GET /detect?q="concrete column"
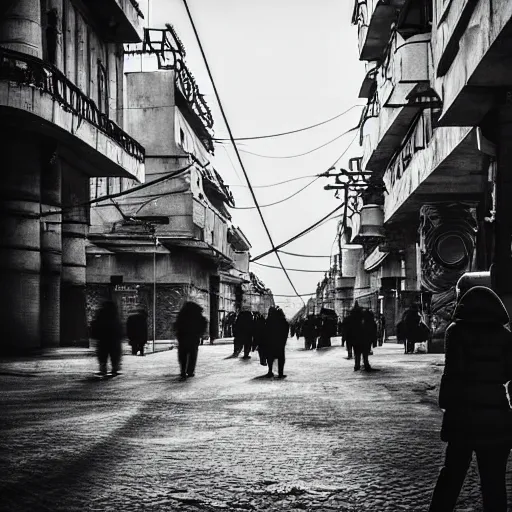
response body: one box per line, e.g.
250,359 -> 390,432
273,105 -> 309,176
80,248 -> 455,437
492,100 -> 512,297
403,243 -> 420,291
47,0 -> 64,69
40,145 -> 62,348
61,162 -> 88,347
0,0 -> 42,58
0,131 -> 41,352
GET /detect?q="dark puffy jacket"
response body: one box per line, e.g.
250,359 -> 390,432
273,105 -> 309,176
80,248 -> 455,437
264,308 -> 289,356
174,302 -> 207,347
126,311 -> 148,344
439,286 -> 512,445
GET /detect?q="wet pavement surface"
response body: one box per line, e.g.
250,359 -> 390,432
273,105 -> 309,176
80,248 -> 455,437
1,338 -> 511,511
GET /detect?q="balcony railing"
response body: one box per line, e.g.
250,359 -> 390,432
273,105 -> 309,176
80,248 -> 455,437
0,47 -> 145,162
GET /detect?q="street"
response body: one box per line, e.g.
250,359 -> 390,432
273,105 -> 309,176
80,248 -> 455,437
0,339 -> 507,512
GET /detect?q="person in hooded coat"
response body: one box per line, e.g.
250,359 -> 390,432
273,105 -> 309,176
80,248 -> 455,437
428,286 -> 512,512
90,300 -> 123,376
126,306 -> 148,356
264,306 -> 289,378
402,303 -> 423,354
233,310 -> 254,359
343,303 -> 367,368
174,302 -> 207,379
302,314 -> 318,350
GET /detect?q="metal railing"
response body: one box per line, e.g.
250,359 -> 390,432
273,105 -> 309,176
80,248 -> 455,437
0,47 -> 145,162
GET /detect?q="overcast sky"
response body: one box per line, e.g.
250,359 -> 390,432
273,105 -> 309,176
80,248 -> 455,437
134,0 -> 365,317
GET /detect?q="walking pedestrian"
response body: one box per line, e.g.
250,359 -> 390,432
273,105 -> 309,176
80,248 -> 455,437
264,306 -> 289,378
428,286 -> 512,512
174,301 -> 207,380
377,313 -> 386,346
317,312 -> 336,348
363,309 -> 377,355
344,303 -> 372,371
233,310 -> 253,359
252,312 -> 267,366
90,300 -> 123,377
126,306 -> 148,356
402,304 -> 422,354
302,314 -> 318,350
342,303 -> 361,361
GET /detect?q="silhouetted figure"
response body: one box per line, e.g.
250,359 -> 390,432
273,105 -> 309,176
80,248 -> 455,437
402,304 -> 423,354
90,300 -> 123,376
126,306 -> 148,356
264,306 -> 289,378
233,310 -> 253,359
429,286 -> 512,512
295,318 -> 303,340
174,302 -> 207,379
302,315 -> 318,350
317,314 -> 336,348
377,313 -> 386,346
362,309 -> 377,362
252,312 -> 267,366
344,303 -> 371,370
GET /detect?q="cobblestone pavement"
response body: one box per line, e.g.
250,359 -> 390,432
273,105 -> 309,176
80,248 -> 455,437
1,338 -> 511,512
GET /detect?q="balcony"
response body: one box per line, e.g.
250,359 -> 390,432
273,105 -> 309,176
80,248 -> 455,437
0,47 -> 144,180
359,61 -> 379,99
352,0 -> 408,61
383,124 -> 487,224
89,166 -> 235,264
433,0 -> 512,125
86,0 -> 144,43
360,31 -> 432,172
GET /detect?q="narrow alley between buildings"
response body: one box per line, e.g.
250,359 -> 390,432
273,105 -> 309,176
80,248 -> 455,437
0,340 -> 504,512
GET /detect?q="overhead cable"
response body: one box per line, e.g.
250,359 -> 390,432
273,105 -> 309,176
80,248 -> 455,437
182,0 -> 304,305
277,250 -> 332,258
222,125 -> 358,159
212,104 -> 364,141
250,204 -> 344,262
252,261 -> 328,273
232,176 -> 320,210
41,164 -> 194,218
228,174 -> 318,188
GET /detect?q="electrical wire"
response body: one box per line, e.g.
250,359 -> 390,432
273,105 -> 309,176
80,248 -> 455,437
252,261 -> 328,273
277,250 -> 332,258
41,164 -> 194,218
228,174 -> 318,188
272,292 -> 317,297
182,0 -> 305,305
212,104 -> 365,141
221,125 -> 358,159
250,204 -> 345,262
232,176 -> 320,210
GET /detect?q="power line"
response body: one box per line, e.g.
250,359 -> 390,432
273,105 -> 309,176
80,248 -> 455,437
228,174 -> 318,188
278,250 -> 332,258
252,261 -> 328,273
221,125 -> 358,159
232,176 -> 320,210
272,292 -> 317,297
250,204 -> 345,262
212,104 -> 364,141
41,164 -> 193,217
182,0 -> 304,305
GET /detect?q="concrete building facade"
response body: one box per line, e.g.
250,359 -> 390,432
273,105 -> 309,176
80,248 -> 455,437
86,26 -> 262,341
316,0 -> 512,348
0,0 -> 145,352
